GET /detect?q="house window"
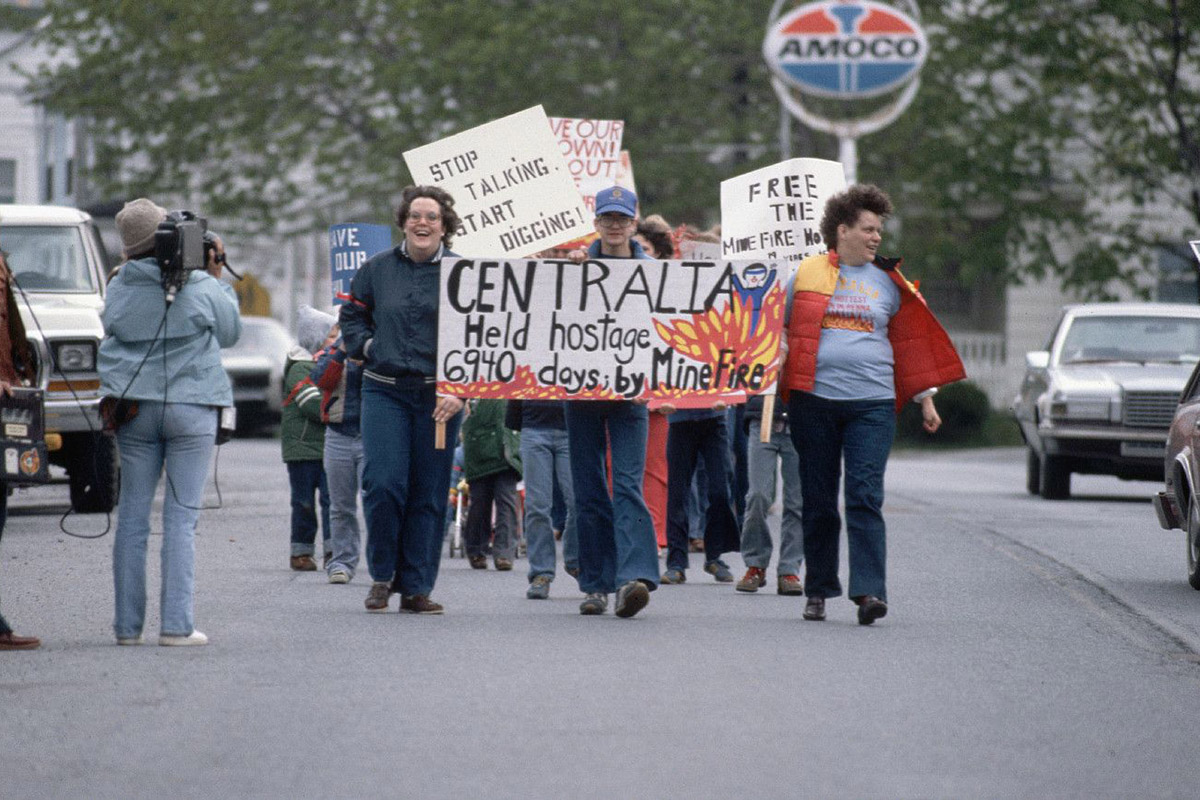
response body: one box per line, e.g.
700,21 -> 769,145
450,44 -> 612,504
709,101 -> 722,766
0,159 -> 15,203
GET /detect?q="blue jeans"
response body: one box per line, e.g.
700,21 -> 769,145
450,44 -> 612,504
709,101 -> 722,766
361,377 -> 461,596
665,417 -> 740,572
741,424 -> 804,575
113,402 -> 215,639
521,426 -> 577,581
324,427 -> 364,577
788,392 -> 894,602
288,460 -> 331,557
565,401 -> 659,594
726,404 -> 748,527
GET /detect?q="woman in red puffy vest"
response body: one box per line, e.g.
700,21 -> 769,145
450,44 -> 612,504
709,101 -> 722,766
779,184 -> 965,626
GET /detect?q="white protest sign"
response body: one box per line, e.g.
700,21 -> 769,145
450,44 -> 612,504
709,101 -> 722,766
679,239 -> 722,261
720,158 -> 846,265
436,257 -> 786,408
403,106 -> 592,257
548,117 -> 624,215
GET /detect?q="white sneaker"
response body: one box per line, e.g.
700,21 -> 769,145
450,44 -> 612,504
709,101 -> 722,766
116,634 -> 144,646
328,568 -> 350,584
159,630 -> 208,647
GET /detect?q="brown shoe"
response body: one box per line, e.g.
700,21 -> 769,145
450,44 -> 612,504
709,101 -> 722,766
364,582 -> 392,612
494,557 -> 514,571
468,554 -> 488,570
400,594 -> 444,615
777,574 -> 804,596
688,538 -> 705,553
856,595 -> 888,626
736,566 -> 767,593
290,554 -> 317,572
0,631 -> 40,650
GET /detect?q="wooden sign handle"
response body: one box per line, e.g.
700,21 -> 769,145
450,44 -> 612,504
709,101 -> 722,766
759,395 -> 775,443
435,421 -> 446,450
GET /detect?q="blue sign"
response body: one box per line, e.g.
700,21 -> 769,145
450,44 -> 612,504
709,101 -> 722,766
329,223 -> 391,306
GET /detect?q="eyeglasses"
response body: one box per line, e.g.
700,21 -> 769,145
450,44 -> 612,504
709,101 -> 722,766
596,214 -> 634,228
406,212 -> 442,224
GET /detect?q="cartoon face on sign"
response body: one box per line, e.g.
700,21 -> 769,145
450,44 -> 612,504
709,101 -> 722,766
732,263 -> 778,330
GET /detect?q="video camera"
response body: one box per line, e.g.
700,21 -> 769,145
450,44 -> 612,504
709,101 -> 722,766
154,210 -> 218,303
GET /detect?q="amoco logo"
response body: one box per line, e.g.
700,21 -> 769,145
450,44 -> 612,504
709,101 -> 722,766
763,0 -> 928,99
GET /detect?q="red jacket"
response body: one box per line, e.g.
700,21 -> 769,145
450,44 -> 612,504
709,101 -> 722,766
781,251 -> 966,411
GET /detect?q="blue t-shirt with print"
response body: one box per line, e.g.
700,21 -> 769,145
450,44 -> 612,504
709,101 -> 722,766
811,262 -> 900,401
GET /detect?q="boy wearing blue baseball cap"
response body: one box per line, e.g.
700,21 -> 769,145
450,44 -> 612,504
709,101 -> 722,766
564,186 -> 660,618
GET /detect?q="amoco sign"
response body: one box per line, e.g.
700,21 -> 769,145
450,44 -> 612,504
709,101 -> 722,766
763,0 -> 928,100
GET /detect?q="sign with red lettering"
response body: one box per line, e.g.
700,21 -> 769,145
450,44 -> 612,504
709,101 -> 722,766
437,257 -> 785,408
548,117 -> 625,215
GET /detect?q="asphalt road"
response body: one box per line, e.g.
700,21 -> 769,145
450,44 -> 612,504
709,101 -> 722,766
2,441 -> 1199,799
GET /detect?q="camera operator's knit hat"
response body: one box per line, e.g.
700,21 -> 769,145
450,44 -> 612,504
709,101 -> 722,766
115,198 -> 167,256
296,304 -> 337,353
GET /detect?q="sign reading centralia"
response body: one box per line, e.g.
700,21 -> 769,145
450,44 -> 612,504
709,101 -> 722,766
763,0 -> 927,99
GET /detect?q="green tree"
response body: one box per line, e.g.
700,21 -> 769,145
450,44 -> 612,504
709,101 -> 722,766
23,1 -> 1200,298
24,0 -> 785,232
868,0 -> 1200,299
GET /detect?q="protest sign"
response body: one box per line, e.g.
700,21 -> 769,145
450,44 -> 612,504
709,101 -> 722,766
403,105 -> 592,257
548,117 -> 624,216
679,239 -> 722,261
329,223 -> 391,305
437,257 -> 785,408
720,158 -> 846,266
1190,240 -> 1200,265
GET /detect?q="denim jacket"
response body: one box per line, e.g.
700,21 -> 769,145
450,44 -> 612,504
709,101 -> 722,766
99,257 -> 241,406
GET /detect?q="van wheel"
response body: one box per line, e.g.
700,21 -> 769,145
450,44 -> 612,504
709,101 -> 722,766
1039,454 -> 1070,500
66,432 -> 120,513
1026,448 -> 1041,495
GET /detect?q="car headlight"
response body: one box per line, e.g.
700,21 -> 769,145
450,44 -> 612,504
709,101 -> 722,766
1047,394 -> 1112,422
53,341 -> 97,372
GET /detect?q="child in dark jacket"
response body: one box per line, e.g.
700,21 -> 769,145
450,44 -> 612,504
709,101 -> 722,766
461,399 -> 522,571
282,306 -> 336,571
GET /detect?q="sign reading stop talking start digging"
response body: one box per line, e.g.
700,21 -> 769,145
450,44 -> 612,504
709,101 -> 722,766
403,106 -> 593,258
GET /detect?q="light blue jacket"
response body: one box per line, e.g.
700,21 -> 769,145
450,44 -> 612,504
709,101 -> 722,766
99,257 -> 241,406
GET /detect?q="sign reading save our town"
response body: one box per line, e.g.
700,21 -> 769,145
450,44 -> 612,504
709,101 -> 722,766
403,106 -> 592,258
436,258 -> 786,408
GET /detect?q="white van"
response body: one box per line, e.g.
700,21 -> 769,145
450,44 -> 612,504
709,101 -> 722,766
0,204 -> 117,512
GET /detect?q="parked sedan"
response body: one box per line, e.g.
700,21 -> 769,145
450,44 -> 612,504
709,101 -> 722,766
1153,359 -> 1200,590
221,315 -> 293,432
1013,303 -> 1200,500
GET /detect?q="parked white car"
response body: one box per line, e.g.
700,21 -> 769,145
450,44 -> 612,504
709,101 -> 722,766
220,315 -> 292,432
1012,303 -> 1200,500
0,204 -> 117,511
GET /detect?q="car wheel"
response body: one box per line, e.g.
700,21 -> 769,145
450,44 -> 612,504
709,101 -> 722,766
1188,494 -> 1200,591
66,432 -> 120,513
1026,447 -> 1041,495
1039,454 -> 1070,500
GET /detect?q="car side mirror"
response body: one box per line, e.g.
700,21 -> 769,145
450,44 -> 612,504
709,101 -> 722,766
1026,351 -> 1050,370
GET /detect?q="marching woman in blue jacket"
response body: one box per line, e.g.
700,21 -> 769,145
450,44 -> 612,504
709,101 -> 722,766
99,199 -> 241,647
339,186 -> 465,615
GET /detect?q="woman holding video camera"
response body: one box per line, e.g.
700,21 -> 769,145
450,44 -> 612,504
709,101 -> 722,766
99,198 -> 241,647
